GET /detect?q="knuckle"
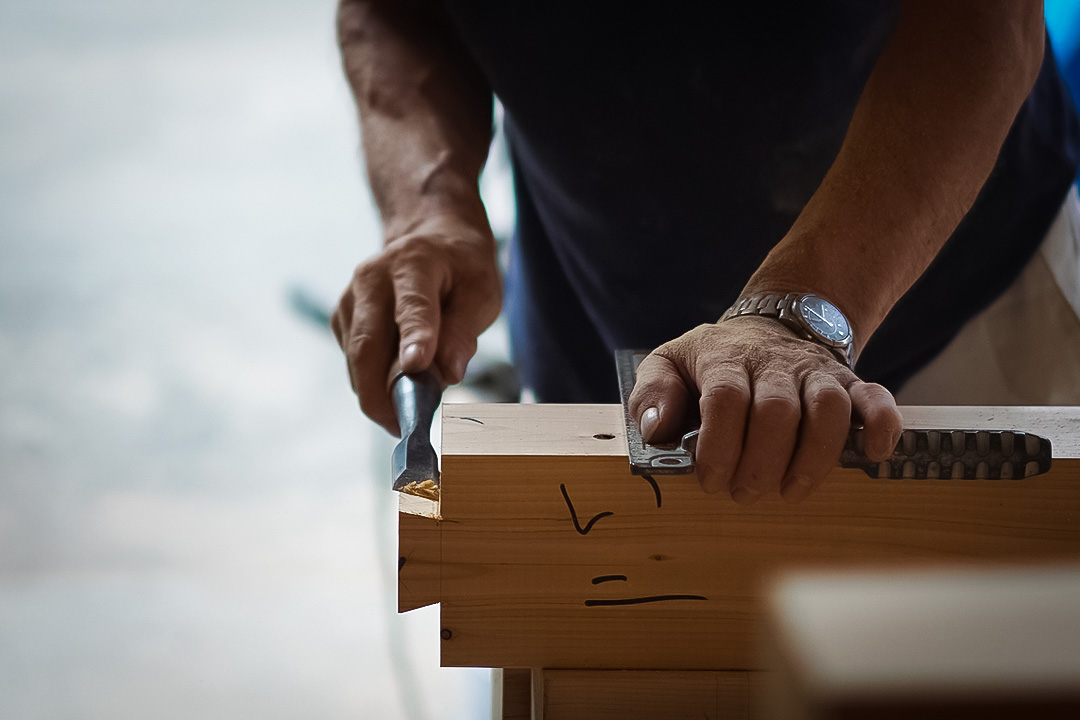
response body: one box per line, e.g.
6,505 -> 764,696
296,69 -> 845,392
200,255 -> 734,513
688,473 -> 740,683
387,235 -> 450,274
858,387 -> 901,421
633,353 -> 681,385
755,393 -> 800,421
394,288 -> 437,317
345,330 -> 387,363
859,382 -> 891,400
807,383 -> 850,417
352,258 -> 384,286
700,379 -> 748,407
345,333 -> 368,360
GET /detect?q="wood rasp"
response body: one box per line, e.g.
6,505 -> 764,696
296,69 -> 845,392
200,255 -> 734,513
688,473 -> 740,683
390,368 -> 442,500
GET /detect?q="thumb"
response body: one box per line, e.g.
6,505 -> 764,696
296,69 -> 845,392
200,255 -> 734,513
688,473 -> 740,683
628,352 -> 691,443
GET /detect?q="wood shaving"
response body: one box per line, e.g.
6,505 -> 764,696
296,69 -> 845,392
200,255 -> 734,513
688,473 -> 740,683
400,479 -> 440,501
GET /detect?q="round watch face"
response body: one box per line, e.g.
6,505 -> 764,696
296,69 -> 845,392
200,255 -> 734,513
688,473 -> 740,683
798,295 -> 851,344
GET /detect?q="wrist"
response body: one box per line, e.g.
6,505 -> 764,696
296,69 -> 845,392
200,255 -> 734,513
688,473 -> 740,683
721,291 -> 857,367
382,195 -> 493,247
739,239 -> 887,351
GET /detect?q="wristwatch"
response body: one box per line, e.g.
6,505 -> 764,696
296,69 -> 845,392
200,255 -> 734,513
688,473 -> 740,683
720,292 -> 855,368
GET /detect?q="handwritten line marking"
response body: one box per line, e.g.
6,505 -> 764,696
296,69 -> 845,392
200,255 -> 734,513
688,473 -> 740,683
591,574 -> 628,585
642,473 -> 662,508
559,483 -> 614,535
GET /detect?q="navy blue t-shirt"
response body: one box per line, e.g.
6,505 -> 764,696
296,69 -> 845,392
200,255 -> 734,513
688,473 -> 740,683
441,2 -> 1080,402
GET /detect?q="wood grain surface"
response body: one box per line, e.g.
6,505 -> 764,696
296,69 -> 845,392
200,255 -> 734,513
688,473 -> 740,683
398,404 -> 1080,670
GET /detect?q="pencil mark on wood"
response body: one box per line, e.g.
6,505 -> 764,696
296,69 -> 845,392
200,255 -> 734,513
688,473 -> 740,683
585,594 -> 708,607
642,473 -> 662,508
560,483 -> 614,535
398,556 -> 406,572
591,574 -> 628,585
450,416 -> 484,425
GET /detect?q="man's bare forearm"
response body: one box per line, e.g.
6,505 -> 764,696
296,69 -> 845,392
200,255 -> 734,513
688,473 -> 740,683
743,0 -> 1045,354
333,0 -> 501,430
336,0 -> 493,240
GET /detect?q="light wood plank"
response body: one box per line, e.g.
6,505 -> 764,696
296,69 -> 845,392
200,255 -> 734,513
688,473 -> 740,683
401,404 -> 1080,669
442,404 -> 628,457
397,494 -> 440,612
537,669 -> 761,720
442,403 -> 1080,459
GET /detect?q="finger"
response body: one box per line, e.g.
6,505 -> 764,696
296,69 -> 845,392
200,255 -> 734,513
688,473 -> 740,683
434,279 -> 501,385
694,363 -> 751,495
391,255 -> 445,373
849,381 -> 903,461
331,310 -> 343,348
781,373 -> 851,503
728,370 -> 800,503
629,351 -> 691,444
331,288 -> 354,350
348,276 -> 400,435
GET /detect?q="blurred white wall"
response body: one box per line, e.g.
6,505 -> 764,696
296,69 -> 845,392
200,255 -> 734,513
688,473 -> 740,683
0,1 -> 491,717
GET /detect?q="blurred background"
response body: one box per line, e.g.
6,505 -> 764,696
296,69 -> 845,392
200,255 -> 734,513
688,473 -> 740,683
0,1 -> 504,718
3,2 -> 1080,719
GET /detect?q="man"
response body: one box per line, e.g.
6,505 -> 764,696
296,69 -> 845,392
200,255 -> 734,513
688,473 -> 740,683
331,1 -> 1080,503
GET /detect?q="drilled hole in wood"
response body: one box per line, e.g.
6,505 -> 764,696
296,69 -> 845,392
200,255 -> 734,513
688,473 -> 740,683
593,433 -> 616,440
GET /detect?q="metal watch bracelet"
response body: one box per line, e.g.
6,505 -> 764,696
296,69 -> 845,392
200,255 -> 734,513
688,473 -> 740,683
719,292 -> 855,368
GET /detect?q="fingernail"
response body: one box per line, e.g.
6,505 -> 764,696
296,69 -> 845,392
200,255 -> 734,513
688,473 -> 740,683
401,343 -> 423,370
640,407 -> 659,442
731,486 -> 761,505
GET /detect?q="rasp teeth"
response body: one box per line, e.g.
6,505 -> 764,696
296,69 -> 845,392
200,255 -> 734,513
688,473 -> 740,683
846,429 -> 1052,480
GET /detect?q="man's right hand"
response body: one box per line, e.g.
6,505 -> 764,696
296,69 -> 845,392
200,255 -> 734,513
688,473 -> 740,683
331,214 -> 502,435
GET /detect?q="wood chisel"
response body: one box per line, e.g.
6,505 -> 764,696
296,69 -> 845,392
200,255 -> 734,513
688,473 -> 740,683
390,368 -> 442,500
615,349 -> 1053,480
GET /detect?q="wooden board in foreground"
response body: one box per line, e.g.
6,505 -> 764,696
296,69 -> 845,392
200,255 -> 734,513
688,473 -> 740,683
399,404 -> 1080,670
763,564 -> 1080,719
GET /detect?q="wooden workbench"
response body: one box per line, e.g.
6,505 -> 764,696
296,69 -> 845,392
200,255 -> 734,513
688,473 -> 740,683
397,405 -> 1080,719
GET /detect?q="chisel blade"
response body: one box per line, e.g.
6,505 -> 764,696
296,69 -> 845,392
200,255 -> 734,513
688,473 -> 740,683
390,369 -> 442,500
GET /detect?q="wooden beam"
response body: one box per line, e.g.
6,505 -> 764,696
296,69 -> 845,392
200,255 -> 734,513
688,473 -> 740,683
398,404 -> 1080,670
534,669 -> 763,720
495,668 -> 532,720
397,494 -> 439,612
762,564 -> 1080,719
